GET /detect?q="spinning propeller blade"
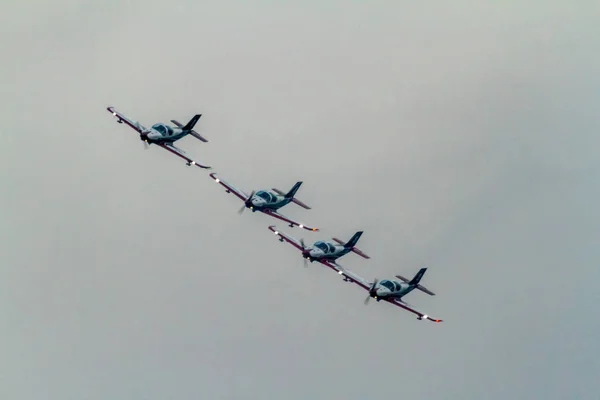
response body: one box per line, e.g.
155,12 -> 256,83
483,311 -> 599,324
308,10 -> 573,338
238,190 -> 256,215
364,278 -> 379,305
300,238 -> 309,267
140,129 -> 151,149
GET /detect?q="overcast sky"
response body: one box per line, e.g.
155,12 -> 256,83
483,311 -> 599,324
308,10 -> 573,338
2,1 -> 600,399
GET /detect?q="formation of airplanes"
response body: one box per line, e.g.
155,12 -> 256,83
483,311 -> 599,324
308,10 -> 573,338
106,106 -> 443,323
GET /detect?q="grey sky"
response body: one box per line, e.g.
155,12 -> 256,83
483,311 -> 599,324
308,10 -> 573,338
2,1 -> 600,399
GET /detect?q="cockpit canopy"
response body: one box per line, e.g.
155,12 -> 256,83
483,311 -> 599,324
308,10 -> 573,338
314,241 -> 335,253
152,123 -> 174,136
380,280 -> 401,291
256,190 -> 276,202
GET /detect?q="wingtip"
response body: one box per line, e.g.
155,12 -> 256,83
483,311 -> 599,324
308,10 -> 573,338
427,317 -> 443,323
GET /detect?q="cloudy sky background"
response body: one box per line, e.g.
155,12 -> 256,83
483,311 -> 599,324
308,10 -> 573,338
2,1 -> 600,399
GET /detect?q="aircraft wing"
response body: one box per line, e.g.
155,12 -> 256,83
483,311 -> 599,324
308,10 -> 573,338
268,225 -> 305,251
208,173 -> 249,201
319,259 -> 345,273
262,209 -> 319,232
335,266 -> 372,290
159,143 -> 212,169
387,298 -> 443,323
336,266 -> 443,323
107,106 -> 147,133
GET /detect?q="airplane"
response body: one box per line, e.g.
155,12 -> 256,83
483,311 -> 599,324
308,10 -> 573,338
106,106 -> 211,169
210,173 -> 319,231
334,265 -> 443,323
268,225 -> 369,268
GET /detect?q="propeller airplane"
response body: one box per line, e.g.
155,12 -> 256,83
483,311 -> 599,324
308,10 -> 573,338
106,106 -> 211,169
335,265 -> 443,322
210,173 -> 319,231
268,225 -> 369,268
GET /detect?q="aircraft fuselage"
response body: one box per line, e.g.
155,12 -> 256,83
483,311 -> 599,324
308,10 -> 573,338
248,192 -> 290,211
143,124 -> 188,144
306,243 -> 350,261
374,280 -> 415,299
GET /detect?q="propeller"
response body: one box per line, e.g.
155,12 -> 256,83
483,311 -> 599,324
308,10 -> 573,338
140,129 -> 150,149
238,190 -> 256,215
300,238 -> 310,267
364,278 -> 379,305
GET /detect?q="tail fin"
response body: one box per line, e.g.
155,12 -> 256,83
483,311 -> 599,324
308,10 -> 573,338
345,231 -> 363,248
332,232 -> 370,259
409,267 -> 427,286
182,114 -> 202,131
271,184 -> 311,209
396,268 -> 435,295
285,182 -> 302,198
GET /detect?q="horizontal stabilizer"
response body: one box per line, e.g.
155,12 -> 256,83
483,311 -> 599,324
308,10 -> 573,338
171,119 -> 208,142
332,237 -> 370,259
188,130 -> 208,142
395,274 -> 435,296
332,238 -> 344,245
351,248 -> 370,259
291,198 -> 310,209
272,188 -> 311,209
